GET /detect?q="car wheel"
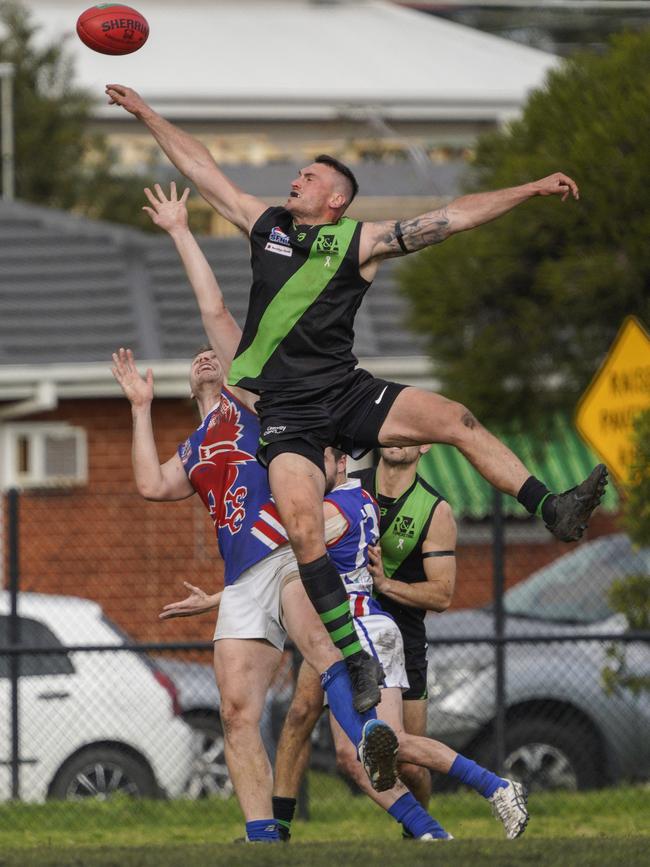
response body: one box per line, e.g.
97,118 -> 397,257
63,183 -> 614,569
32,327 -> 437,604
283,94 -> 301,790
474,718 -> 600,792
183,711 -> 234,799
49,746 -> 157,800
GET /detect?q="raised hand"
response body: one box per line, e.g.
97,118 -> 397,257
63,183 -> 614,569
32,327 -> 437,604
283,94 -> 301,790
533,172 -> 580,202
111,348 -> 154,408
142,182 -> 191,235
159,582 -> 221,620
105,83 -> 149,117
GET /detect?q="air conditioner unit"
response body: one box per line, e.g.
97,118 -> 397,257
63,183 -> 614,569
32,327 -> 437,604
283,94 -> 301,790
1,424 -> 88,490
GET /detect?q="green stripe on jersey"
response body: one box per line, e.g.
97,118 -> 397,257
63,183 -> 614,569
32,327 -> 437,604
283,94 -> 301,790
228,218 -> 358,386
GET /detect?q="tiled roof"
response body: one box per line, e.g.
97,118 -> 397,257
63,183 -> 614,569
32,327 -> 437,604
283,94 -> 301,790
0,198 -> 426,366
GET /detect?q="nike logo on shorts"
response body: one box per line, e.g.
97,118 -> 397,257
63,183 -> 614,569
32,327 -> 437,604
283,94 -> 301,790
374,386 -> 388,405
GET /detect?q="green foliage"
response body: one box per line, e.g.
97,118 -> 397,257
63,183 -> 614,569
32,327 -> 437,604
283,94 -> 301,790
399,30 -> 650,429
0,1 -> 157,229
623,409 -> 650,546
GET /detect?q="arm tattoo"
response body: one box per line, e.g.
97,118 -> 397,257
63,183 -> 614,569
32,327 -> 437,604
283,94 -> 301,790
379,208 -> 451,256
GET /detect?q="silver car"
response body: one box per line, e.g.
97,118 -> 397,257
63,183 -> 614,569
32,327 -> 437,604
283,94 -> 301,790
425,534 -> 650,791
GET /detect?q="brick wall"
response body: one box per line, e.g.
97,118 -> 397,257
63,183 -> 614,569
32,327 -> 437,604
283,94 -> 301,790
5,397 -> 222,643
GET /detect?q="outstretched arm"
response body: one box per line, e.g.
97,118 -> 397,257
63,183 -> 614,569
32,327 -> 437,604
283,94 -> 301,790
105,85 -> 266,233
111,347 -> 194,501
143,183 -> 242,372
159,581 -> 222,620
360,173 -> 580,265
369,501 -> 457,612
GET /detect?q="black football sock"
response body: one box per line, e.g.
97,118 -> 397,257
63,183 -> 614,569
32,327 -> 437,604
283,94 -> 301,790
517,476 -> 557,524
272,796 -> 296,842
298,554 -> 363,659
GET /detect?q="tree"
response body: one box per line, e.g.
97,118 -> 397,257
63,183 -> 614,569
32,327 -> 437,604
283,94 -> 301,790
602,410 -> 650,697
0,1 -> 157,229
623,409 -> 650,547
399,30 -> 650,430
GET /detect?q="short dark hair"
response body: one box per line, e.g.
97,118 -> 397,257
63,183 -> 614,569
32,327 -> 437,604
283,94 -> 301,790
315,154 -> 359,204
330,447 -> 346,462
192,343 -> 213,360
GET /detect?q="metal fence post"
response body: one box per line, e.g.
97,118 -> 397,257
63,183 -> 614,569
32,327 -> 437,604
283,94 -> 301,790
492,488 -> 506,775
8,488 -> 21,800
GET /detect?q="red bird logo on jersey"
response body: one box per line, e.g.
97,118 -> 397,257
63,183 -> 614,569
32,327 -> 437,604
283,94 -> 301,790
194,400 -> 256,535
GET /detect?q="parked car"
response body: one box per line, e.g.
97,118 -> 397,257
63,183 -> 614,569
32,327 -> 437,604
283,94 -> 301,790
0,592 -> 194,802
425,533 -> 650,791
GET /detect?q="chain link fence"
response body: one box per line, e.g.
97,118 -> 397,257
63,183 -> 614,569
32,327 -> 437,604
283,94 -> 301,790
1,488 -> 649,825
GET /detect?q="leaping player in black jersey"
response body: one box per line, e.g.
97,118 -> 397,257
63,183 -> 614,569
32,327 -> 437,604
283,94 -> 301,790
106,84 -> 608,715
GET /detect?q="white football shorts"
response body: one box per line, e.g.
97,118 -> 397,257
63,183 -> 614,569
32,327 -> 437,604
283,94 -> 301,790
353,612 -> 409,691
214,544 -> 298,651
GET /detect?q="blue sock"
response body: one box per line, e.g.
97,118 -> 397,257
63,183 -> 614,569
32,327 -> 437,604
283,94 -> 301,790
321,660 -> 376,745
388,792 -> 449,839
448,754 -> 507,798
245,819 -> 280,842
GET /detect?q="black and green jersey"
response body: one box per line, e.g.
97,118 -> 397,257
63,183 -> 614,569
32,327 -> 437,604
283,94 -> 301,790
351,467 -> 446,657
227,206 -> 369,394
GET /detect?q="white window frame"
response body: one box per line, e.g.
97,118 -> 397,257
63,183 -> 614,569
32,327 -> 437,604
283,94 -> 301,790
0,422 -> 88,490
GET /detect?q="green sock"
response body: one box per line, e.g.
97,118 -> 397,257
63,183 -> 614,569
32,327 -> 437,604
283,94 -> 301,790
298,555 -> 363,658
321,600 -> 363,658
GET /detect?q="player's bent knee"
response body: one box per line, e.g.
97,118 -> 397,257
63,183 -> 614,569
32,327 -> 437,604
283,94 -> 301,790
285,698 -> 322,733
219,699 -> 260,739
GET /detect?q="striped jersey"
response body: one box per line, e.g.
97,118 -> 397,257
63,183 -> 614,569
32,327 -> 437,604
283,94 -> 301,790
178,388 -> 288,585
227,206 -> 369,393
325,478 -> 388,619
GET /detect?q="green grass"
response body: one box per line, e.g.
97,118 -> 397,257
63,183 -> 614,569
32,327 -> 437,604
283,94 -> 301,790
1,839 -> 649,867
0,776 -> 648,866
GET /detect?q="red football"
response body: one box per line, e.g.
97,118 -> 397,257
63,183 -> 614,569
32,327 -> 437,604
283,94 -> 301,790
76,4 -> 149,56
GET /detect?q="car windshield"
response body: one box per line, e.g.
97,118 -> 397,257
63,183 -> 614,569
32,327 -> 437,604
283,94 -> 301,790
504,535 -> 650,624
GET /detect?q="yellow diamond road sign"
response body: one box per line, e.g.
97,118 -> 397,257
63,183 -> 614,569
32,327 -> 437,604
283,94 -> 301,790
576,316 -> 650,485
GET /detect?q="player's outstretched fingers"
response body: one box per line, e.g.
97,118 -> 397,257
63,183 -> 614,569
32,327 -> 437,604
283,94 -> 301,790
154,183 -> 168,203
143,187 -> 160,210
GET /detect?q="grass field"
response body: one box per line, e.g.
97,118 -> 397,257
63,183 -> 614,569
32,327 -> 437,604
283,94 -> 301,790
0,775 -> 648,867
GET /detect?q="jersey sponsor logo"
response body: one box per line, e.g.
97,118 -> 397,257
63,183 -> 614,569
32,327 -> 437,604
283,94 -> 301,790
266,227 -> 293,257
393,515 -> 416,539
265,241 -> 293,257
316,233 -> 339,255
270,226 -> 291,245
296,232 -> 307,242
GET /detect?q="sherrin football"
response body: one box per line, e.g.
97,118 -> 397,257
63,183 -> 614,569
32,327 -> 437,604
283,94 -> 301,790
76,4 -> 149,56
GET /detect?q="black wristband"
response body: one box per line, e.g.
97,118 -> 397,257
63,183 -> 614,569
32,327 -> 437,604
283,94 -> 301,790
394,221 -> 409,254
